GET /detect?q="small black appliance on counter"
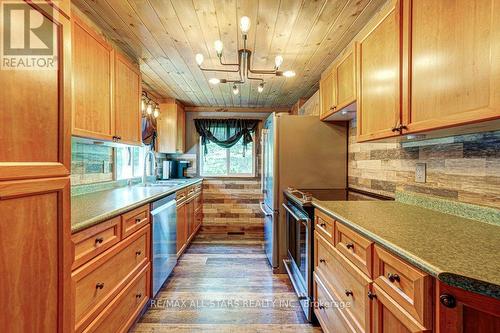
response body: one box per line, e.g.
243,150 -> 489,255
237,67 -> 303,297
169,160 -> 190,179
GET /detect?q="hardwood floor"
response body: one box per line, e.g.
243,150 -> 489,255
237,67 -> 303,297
131,231 -> 321,332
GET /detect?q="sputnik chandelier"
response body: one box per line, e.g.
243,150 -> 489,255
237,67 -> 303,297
195,16 -> 295,95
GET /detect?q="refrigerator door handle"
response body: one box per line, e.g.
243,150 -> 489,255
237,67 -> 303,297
259,202 -> 273,217
260,130 -> 267,193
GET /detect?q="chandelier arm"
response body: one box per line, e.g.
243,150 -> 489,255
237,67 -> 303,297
247,75 -> 264,82
218,56 -> 240,67
248,68 -> 278,75
199,66 -> 240,73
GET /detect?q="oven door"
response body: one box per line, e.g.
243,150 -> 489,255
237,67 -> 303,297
283,202 -> 313,321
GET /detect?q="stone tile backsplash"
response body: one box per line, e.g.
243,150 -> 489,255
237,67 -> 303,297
71,141 -> 114,186
348,119 -> 500,209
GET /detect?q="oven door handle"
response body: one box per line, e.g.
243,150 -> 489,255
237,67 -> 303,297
259,202 -> 273,217
282,203 -> 309,222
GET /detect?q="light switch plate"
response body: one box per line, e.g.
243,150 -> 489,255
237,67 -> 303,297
415,163 -> 426,183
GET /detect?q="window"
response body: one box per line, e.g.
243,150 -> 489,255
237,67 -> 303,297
200,136 -> 255,177
115,146 -> 146,180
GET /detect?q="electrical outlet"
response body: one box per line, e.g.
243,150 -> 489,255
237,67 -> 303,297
415,163 -> 426,183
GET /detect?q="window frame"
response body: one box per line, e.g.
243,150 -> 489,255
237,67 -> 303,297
199,136 -> 256,178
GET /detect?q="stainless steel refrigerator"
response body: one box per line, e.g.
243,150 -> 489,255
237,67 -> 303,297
260,113 -> 347,272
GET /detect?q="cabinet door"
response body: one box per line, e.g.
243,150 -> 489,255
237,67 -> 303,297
176,104 -> 186,153
0,2 -> 71,180
115,52 -> 142,145
336,49 -> 356,110
357,1 -> 402,142
437,282 -> 500,333
319,70 -> 336,119
402,0 -> 500,133
176,203 -> 187,254
72,16 -> 114,141
372,284 -> 429,333
0,177 -> 71,333
186,199 -> 194,239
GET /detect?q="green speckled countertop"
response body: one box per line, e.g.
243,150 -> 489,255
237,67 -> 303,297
313,201 -> 500,299
71,178 -> 202,233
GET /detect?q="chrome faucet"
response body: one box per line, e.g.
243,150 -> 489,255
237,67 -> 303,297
142,150 -> 157,185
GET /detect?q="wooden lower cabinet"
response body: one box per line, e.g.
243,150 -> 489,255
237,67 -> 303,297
436,282 -> 500,333
0,178 -> 72,333
176,183 -> 203,257
372,284 -> 429,333
82,264 -> 150,333
314,272 -> 356,333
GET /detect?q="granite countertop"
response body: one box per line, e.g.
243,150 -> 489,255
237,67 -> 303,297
313,200 -> 500,299
71,178 -> 203,233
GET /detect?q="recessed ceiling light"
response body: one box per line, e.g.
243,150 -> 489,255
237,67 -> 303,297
209,78 -> 221,85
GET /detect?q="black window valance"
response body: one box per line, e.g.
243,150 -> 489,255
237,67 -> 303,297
194,119 -> 259,155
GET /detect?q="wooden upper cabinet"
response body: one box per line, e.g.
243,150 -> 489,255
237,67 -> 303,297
115,52 -> 142,146
335,48 -> 356,111
72,16 -> 115,141
157,100 -> 186,154
319,69 -> 336,118
402,0 -> 500,133
0,177 -> 71,333
0,3 -> 71,181
357,1 -> 402,142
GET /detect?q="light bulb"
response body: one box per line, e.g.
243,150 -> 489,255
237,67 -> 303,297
214,40 -> 223,55
195,53 -> 204,66
232,84 -> 239,95
283,70 -> 296,78
146,103 -> 153,115
258,83 -> 264,93
153,107 -> 160,118
141,99 -> 146,112
274,55 -> 283,68
240,16 -> 251,34
209,78 -> 221,85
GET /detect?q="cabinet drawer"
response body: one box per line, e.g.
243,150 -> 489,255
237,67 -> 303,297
73,226 -> 150,332
315,231 -> 371,333
122,204 -> 150,238
314,272 -> 356,333
83,264 -> 150,333
315,209 -> 334,242
176,188 -> 188,204
335,222 -> 373,278
373,245 -> 433,328
72,216 -> 121,270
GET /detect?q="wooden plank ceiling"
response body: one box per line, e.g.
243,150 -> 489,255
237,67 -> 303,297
73,0 -> 385,108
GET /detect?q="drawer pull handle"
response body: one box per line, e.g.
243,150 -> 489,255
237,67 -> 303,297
439,293 -> 456,308
319,259 -> 326,264
367,291 -> 377,300
95,237 -> 104,245
95,283 -> 105,290
345,290 -> 353,297
320,223 -> 326,228
136,293 -> 142,299
346,243 -> 354,250
387,273 -> 400,283
135,218 -> 142,224
318,305 -> 327,310
136,250 -> 142,256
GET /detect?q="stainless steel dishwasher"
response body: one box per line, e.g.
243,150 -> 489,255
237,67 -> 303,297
151,192 -> 177,297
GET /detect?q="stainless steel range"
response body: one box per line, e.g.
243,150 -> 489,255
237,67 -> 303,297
283,188 -> 392,322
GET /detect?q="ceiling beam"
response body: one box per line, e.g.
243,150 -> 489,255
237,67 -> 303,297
184,106 -> 290,113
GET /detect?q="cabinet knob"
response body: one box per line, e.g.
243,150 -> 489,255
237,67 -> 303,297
345,290 -> 353,297
439,293 -> 456,308
96,282 -> 105,290
387,273 -> 400,283
320,223 -> 326,228
95,237 -> 104,245
319,259 -> 326,264
136,250 -> 142,256
116,136 -> 122,140
135,218 -> 142,224
367,291 -> 377,300
346,243 -> 354,250
136,293 -> 142,299
318,304 -> 327,310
